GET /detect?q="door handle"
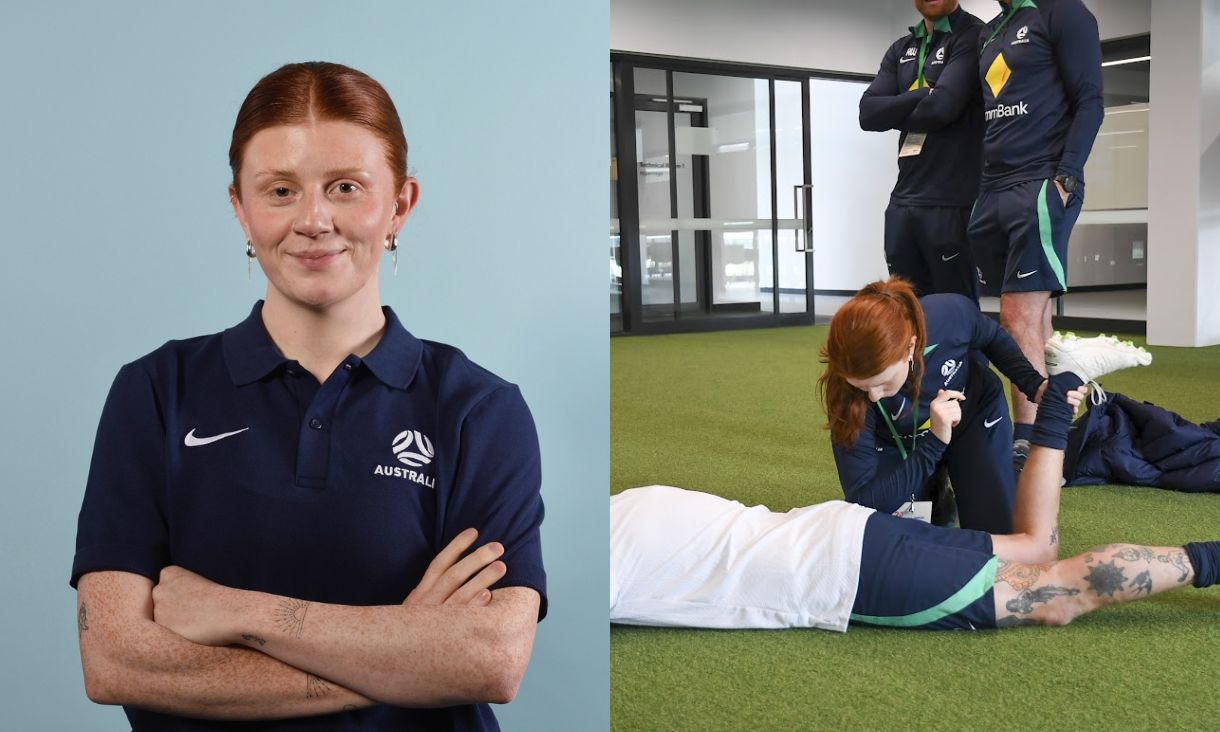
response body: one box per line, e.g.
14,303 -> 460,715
792,184 -> 814,253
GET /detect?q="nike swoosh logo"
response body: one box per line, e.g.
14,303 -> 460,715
184,427 -> 249,447
889,397 -> 907,421
899,57 -> 916,64
984,417 -> 1003,428
942,253 -> 961,261
1017,270 -> 1038,279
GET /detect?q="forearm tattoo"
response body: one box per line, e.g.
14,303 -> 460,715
78,603 -> 89,634
275,599 -> 311,639
1049,523 -> 1059,546
305,673 -> 332,699
241,633 -> 267,647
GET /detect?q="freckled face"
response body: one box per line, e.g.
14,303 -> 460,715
231,120 -> 411,310
845,357 -> 911,403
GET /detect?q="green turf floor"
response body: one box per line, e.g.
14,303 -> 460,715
611,326 -> 1220,731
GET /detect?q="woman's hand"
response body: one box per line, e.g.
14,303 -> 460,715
929,389 -> 965,445
404,528 -> 506,608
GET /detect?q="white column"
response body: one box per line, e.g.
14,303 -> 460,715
1148,0 -> 1220,346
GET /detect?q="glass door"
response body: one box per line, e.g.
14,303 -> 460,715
611,59 -> 815,334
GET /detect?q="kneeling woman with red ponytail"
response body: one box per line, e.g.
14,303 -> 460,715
819,277 -> 1047,533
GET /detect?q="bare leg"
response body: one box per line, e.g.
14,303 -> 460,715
991,436 -> 1065,564
1000,290 -> 1051,427
992,545 -> 1196,627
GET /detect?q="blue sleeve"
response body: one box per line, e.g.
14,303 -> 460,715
442,385 -> 547,620
860,40 -> 932,132
71,363 -> 170,588
831,408 -> 949,514
904,24 -> 983,132
964,301 -> 1046,401
1049,0 -> 1104,180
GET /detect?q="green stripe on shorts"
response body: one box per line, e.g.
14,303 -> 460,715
850,555 -> 997,628
1036,179 -> 1068,292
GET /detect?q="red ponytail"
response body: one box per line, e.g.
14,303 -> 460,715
817,277 -> 927,446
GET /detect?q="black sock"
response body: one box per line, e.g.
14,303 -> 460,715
1031,373 -> 1085,450
1183,542 -> 1220,588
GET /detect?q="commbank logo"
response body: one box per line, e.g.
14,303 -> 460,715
985,52 -> 1012,98
392,429 -> 435,467
985,101 -> 1028,121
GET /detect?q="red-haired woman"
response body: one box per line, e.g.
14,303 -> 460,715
819,277 -> 1047,534
71,63 -> 542,731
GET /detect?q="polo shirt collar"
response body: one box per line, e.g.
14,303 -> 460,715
362,305 -> 422,390
911,13 -> 953,38
223,301 -> 289,386
1002,0 -> 1036,10
222,301 -> 422,389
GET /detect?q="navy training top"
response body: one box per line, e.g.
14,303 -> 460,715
832,294 -> 1045,513
976,0 -> 1103,190
71,302 -> 546,732
859,5 -> 985,207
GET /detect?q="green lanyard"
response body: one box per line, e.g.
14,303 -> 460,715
876,399 -> 920,461
982,6 -> 1019,49
914,34 -> 931,88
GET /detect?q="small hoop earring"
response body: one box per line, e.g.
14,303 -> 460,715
385,233 -> 399,276
246,241 -> 256,280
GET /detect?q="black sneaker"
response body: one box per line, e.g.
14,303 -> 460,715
1013,438 -> 1031,476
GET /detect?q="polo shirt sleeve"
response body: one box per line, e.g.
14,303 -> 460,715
70,363 -> 170,589
445,385 -> 547,620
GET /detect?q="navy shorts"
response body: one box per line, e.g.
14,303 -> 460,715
967,178 -> 1083,297
850,511 -> 998,631
884,203 -> 977,301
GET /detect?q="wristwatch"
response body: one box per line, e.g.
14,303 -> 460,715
1054,173 -> 1079,194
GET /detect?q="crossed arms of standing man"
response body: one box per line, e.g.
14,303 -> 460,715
77,530 -> 538,720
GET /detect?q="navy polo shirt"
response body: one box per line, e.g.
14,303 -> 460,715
71,301 -> 546,732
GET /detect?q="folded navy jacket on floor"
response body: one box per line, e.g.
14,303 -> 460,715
1065,392 -> 1220,492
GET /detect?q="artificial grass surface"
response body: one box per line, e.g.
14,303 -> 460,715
611,326 -> 1220,731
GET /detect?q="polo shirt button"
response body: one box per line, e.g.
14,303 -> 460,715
309,418 -> 323,430
343,363 -> 353,371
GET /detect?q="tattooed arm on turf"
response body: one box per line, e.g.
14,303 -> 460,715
152,528 -> 539,707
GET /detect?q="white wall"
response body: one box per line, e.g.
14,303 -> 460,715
1147,0 -> 1220,346
612,0 -> 1151,74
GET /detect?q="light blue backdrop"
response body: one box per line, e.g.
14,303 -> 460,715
0,2 -> 608,729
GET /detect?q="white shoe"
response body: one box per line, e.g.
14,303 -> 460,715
1045,331 -> 1152,383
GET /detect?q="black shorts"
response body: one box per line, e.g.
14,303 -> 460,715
967,178 -> 1084,297
851,511 -> 997,630
884,203 -> 977,301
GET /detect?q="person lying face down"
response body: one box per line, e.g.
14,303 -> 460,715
611,335 -> 1220,631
